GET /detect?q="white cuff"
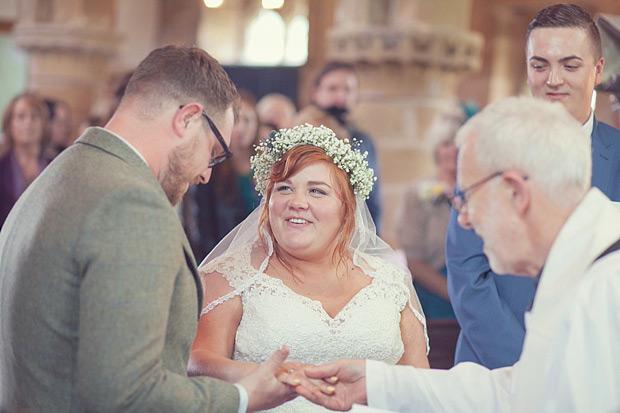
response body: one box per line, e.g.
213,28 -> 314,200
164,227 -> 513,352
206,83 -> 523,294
234,383 -> 249,413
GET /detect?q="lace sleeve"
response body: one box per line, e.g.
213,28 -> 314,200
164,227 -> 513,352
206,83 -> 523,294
199,243 -> 264,316
365,253 -> 430,355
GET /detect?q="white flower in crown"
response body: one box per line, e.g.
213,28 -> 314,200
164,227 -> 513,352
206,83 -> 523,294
251,123 -> 376,199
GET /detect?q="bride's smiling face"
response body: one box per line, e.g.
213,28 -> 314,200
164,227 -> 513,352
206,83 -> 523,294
268,161 -> 344,261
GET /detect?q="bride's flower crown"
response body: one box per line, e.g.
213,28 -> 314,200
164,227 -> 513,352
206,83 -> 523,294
251,123 -> 376,199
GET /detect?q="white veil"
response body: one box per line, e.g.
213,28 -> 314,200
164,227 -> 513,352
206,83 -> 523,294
198,194 -> 429,353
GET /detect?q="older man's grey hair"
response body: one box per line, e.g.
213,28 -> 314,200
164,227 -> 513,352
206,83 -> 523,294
455,96 -> 591,205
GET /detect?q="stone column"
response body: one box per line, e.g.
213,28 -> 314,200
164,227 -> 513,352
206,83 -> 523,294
328,0 -> 482,245
12,0 -> 119,141
157,0 -> 201,47
297,0 -> 336,107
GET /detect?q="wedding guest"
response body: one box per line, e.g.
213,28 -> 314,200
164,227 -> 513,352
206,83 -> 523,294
295,61 -> 382,232
0,45 -> 301,412
187,89 -> 261,262
256,92 -> 296,134
446,3 -> 620,369
0,92 -> 50,229
188,124 -> 429,412
395,108 -> 463,319
293,97 -> 620,412
43,98 -> 73,159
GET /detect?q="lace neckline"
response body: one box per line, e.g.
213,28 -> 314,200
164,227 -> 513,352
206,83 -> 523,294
259,271 -> 375,320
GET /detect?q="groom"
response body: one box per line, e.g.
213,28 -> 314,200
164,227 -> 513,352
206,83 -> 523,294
0,45 -> 296,412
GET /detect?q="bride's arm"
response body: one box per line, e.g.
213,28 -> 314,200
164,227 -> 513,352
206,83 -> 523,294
397,305 -> 430,368
187,272 -> 259,382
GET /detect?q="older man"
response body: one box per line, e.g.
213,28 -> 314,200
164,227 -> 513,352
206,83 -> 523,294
293,97 -> 620,412
0,45 -> 297,412
446,3 -> 620,369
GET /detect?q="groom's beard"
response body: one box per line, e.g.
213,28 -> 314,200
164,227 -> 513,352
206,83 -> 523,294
160,132 -> 201,206
319,105 -> 349,126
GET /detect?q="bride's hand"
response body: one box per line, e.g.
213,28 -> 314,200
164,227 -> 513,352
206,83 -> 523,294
279,361 -> 314,376
276,362 -> 336,398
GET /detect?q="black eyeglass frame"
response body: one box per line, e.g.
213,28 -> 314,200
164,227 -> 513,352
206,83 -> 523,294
448,170 -> 504,213
179,105 -> 232,168
201,110 -> 233,168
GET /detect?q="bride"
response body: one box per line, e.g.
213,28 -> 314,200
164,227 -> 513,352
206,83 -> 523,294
188,124 -> 429,411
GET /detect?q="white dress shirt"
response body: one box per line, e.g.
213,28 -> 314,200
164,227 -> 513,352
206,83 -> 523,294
366,188 -> 620,412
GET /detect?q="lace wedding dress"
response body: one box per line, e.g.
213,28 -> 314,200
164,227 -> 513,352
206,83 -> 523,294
201,242 -> 427,412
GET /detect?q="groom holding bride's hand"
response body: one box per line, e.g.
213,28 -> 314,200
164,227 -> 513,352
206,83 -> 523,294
0,44 -> 316,413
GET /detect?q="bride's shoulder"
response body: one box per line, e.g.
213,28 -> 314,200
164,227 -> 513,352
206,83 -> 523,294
357,252 -> 405,278
199,242 -> 257,288
356,252 -> 410,285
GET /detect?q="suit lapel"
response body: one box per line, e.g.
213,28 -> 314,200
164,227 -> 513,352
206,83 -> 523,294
183,243 -> 203,319
75,127 -> 163,195
591,118 -> 612,194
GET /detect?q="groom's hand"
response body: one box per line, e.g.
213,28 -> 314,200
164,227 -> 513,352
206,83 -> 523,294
237,346 -> 316,412
289,359 -> 368,411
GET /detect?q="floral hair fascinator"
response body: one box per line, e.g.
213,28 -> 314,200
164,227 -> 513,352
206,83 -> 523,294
251,123 -> 376,199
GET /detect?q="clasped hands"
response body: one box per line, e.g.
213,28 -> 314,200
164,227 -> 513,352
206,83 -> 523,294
279,357 -> 368,411
237,345 -> 367,412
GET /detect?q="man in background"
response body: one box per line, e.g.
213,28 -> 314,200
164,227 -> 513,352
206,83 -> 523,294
295,61 -> 382,231
256,92 -> 297,132
446,3 -> 620,369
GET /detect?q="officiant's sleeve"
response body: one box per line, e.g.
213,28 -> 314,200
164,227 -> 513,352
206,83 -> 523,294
74,187 -> 240,412
366,359 -> 512,411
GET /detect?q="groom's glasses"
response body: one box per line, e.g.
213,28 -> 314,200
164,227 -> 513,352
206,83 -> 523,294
201,110 -> 233,168
179,105 -> 233,168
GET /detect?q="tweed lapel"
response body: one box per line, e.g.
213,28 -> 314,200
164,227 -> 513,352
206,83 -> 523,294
183,246 -> 203,318
75,127 -> 162,193
75,127 -> 204,317
591,117 -> 612,193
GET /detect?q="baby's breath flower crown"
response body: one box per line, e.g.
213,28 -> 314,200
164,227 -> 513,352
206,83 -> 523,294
251,123 -> 375,199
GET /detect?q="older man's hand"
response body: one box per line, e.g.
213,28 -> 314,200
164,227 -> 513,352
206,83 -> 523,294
283,359 -> 368,411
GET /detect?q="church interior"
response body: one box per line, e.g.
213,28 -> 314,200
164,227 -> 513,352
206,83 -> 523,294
2,0 -> 620,244
1,0 -> 620,369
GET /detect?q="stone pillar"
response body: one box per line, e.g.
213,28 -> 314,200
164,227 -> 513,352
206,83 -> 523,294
157,0 -> 201,47
328,0 -> 482,245
297,0 -> 336,107
12,0 -> 120,141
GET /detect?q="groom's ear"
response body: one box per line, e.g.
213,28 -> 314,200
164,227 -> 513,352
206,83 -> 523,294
173,103 -> 202,139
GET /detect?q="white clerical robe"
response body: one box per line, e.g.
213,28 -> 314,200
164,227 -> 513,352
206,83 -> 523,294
367,188 -> 620,412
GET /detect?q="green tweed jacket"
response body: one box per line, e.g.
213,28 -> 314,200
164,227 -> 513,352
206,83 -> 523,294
0,127 -> 239,412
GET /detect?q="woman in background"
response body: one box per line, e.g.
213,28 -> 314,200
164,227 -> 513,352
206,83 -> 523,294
188,90 -> 261,261
0,92 -> 49,229
395,108 -> 464,319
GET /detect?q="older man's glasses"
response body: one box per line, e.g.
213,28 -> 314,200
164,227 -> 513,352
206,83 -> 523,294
201,110 -> 232,168
448,171 -> 504,213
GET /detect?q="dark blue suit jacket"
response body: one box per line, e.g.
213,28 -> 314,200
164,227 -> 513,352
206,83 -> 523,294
445,117 -> 620,369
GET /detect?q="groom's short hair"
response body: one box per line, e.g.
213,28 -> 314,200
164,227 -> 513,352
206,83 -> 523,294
526,4 -> 602,60
121,45 -> 239,121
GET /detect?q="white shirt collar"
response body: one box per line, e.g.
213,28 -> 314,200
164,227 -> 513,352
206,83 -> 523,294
95,126 -> 148,165
582,110 -> 594,138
